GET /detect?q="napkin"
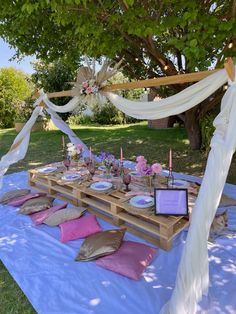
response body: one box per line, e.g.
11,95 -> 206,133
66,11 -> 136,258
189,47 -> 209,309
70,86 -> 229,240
125,191 -> 153,197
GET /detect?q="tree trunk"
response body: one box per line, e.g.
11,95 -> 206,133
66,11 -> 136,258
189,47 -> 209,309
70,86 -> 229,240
185,107 -> 201,150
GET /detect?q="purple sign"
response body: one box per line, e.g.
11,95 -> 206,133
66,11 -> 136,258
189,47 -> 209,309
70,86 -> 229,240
154,189 -> 188,216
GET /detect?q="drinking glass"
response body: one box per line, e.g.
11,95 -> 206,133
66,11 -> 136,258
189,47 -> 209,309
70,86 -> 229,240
63,157 -> 71,171
123,174 -> 131,192
84,157 -> 91,167
88,162 -> 96,178
111,162 -> 119,177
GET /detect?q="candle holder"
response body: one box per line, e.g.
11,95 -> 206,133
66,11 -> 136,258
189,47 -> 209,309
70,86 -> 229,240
119,161 -> 124,177
166,167 -> 174,188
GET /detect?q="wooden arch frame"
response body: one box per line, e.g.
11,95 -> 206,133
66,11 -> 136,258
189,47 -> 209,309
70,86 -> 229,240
35,58 -> 234,99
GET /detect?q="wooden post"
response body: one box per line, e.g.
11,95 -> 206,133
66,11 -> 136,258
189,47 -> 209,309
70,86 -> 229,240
224,57 -> 235,82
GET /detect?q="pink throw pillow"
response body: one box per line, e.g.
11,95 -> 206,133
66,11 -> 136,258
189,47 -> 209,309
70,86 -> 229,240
96,241 -> 157,280
59,214 -> 102,243
7,192 -> 46,207
30,202 -> 68,225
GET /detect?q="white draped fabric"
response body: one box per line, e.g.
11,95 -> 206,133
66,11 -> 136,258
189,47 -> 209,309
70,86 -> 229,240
0,67 -> 235,314
0,106 -> 43,188
160,80 -> 236,314
40,92 -> 81,113
104,69 -> 228,119
45,108 -> 89,156
0,97 -> 89,189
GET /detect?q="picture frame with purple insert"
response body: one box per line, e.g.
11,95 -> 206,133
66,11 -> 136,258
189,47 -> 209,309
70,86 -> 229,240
154,188 -> 189,216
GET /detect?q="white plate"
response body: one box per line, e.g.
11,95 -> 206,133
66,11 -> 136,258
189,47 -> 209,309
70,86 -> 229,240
129,195 -> 154,208
122,160 -> 136,169
90,181 -> 113,191
168,179 -> 190,189
61,173 -> 81,181
37,166 -> 57,174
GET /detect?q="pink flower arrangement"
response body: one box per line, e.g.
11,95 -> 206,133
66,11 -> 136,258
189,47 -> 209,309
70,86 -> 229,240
67,143 -> 83,160
80,80 -> 99,96
136,156 -> 162,176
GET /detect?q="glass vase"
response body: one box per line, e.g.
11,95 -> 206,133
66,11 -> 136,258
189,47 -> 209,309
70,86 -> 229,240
152,175 -> 159,189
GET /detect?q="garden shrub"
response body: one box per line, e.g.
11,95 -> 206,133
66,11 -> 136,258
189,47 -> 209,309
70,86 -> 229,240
67,114 -> 94,125
92,103 -> 124,125
0,67 -> 33,128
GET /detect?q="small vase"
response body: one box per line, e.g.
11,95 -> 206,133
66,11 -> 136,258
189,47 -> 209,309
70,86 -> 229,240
152,175 -> 159,189
142,176 -> 152,192
105,166 -> 112,178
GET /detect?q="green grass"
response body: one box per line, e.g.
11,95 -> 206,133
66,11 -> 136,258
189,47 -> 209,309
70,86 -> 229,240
0,121 -> 236,313
1,122 -> 236,182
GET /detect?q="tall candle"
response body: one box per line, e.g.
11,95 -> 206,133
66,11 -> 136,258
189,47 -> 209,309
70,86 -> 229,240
62,136 -> 65,149
169,149 -> 172,169
89,146 -> 92,161
120,147 -> 123,162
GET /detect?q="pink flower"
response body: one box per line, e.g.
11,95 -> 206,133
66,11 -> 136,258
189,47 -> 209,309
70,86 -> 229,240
136,155 -> 146,163
82,81 -> 89,88
76,144 -> 83,152
86,87 -> 93,94
136,161 -> 146,173
151,163 -> 162,174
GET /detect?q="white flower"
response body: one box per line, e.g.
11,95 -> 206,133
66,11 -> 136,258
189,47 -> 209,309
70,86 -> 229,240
67,143 -> 74,148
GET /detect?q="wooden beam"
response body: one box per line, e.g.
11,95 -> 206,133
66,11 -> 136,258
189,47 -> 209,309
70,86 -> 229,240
46,69 -> 220,98
101,69 -> 220,91
47,90 -> 76,98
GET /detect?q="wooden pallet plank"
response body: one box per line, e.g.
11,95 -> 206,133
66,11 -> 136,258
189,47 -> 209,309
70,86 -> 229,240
117,212 -> 168,239
28,169 -> 191,250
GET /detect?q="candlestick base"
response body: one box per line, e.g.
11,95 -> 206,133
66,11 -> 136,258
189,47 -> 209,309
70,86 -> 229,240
166,168 -> 174,188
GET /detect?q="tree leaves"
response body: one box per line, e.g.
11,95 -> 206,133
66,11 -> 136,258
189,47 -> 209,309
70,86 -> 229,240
0,0 -> 235,75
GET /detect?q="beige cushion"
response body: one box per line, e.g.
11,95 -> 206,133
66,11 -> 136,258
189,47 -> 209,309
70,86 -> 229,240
0,189 -> 30,204
19,196 -> 54,215
76,228 -> 126,262
43,206 -> 86,226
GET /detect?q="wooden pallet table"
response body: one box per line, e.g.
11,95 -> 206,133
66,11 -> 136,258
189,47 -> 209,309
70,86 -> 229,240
28,169 -> 191,251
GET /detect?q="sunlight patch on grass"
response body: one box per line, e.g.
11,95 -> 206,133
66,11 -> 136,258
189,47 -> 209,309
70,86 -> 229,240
190,163 -> 202,169
181,139 -> 190,144
28,161 -> 43,166
69,121 -> 147,131
135,139 -> 144,144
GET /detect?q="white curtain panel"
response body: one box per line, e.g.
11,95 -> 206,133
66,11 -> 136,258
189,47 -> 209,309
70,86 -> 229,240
160,80 -> 236,313
0,105 -> 43,188
104,69 -> 228,119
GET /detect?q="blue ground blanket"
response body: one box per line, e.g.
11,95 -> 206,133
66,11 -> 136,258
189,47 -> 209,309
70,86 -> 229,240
0,171 -> 236,314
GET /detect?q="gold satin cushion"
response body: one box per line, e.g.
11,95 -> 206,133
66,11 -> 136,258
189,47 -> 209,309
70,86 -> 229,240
43,206 -> 86,226
76,228 -> 126,262
0,189 -> 30,204
19,196 -> 54,215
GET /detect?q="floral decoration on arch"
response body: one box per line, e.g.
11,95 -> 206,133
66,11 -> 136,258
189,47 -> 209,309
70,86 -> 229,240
80,80 -> 99,96
70,58 -> 122,114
